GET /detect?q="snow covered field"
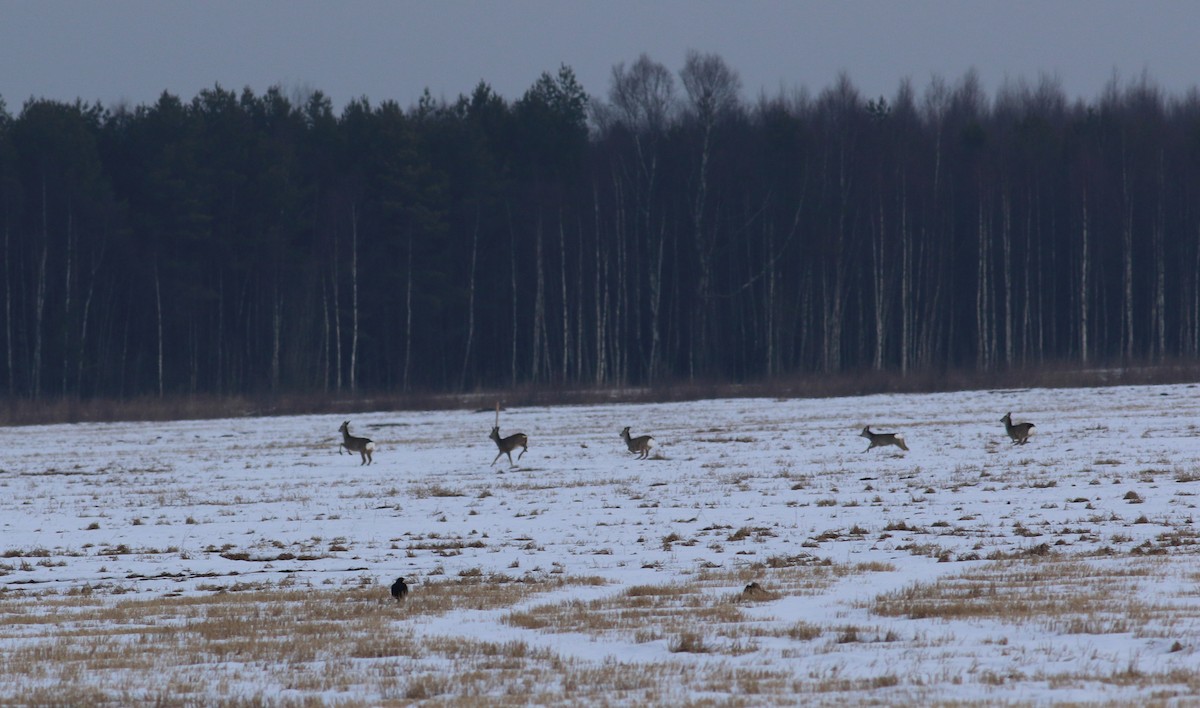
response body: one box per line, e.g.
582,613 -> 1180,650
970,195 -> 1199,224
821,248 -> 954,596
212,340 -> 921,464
4,383 -> 1200,705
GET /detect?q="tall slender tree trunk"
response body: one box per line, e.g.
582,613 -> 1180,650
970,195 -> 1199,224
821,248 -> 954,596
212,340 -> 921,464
270,281 -> 282,392
154,260 -> 164,398
975,199 -> 991,370
509,209 -> 519,385
764,222 -> 776,377
593,186 -> 607,384
1154,151 -> 1166,360
350,204 -> 360,393
1193,222 -> 1200,357
900,183 -> 912,375
575,222 -> 585,383
558,217 -> 571,381
1001,191 -> 1014,368
1080,187 -> 1090,365
459,211 -> 479,390
1121,161 -> 1134,361
32,177 -> 49,399
216,274 -> 224,395
871,198 -> 887,371
61,207 -> 74,397
403,227 -> 413,391
690,122 -> 713,380
332,227 -> 342,392
3,221 -> 13,395
76,248 -> 101,397
531,219 -> 546,382
321,278 -> 330,392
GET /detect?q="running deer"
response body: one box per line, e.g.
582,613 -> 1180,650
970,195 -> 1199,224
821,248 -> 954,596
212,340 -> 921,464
620,427 -> 655,460
489,426 -> 528,467
338,421 -> 375,465
1000,412 -> 1035,445
860,425 -> 909,452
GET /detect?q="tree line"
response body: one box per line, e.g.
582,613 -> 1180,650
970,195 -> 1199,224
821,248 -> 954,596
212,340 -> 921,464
3,53 -> 1200,400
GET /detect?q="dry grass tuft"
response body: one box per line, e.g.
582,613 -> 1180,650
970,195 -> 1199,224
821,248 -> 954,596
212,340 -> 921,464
740,582 -> 778,601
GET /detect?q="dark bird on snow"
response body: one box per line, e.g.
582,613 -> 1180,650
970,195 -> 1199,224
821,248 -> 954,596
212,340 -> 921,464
390,577 -> 408,600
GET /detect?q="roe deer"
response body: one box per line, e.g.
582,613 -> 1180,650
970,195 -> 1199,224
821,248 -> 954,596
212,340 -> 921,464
489,426 -> 528,467
620,427 -> 655,460
338,421 -> 375,465
1001,412 -> 1035,445
861,425 -> 909,452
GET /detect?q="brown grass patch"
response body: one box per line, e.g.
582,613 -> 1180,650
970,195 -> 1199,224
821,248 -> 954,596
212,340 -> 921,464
870,557 -> 1179,636
505,561 -> 893,653
0,574 -> 618,705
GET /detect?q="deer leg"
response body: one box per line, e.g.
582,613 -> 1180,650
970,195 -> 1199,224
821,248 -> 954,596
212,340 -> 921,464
517,446 -> 527,461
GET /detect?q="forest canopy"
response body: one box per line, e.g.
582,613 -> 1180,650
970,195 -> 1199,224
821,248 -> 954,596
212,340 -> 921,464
2,55 -> 1200,400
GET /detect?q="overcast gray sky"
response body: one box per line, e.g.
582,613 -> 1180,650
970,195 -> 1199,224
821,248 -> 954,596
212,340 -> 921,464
2,1 -> 1198,112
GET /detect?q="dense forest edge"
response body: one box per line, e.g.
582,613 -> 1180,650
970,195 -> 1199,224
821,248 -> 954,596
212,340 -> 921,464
3,53 -> 1200,423
4,362 -> 1199,427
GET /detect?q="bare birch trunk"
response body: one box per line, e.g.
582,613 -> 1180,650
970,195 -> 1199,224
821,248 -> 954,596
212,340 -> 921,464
271,282 -> 282,392
531,220 -> 545,381
76,236 -> 103,396
593,185 -> 607,384
1080,187 -> 1090,365
510,212 -> 519,385
975,201 -> 991,370
321,278 -> 330,392
1002,192 -> 1013,368
2,222 -> 11,394
350,204 -> 360,393
154,260 -> 164,397
1154,151 -> 1166,360
403,227 -> 413,392
332,227 -> 342,393
871,199 -> 886,371
32,177 -> 48,399
1121,162 -> 1134,361
900,183 -> 911,375
558,218 -> 570,381
459,212 -> 479,390
62,207 -> 73,397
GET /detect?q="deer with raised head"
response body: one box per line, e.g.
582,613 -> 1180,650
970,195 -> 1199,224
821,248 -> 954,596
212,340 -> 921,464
489,426 -> 528,467
620,426 -> 655,460
338,421 -> 375,465
1000,412 -> 1035,445
860,425 -> 909,453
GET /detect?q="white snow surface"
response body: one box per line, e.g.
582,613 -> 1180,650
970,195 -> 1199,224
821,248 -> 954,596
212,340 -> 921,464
4,382 -> 1200,704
